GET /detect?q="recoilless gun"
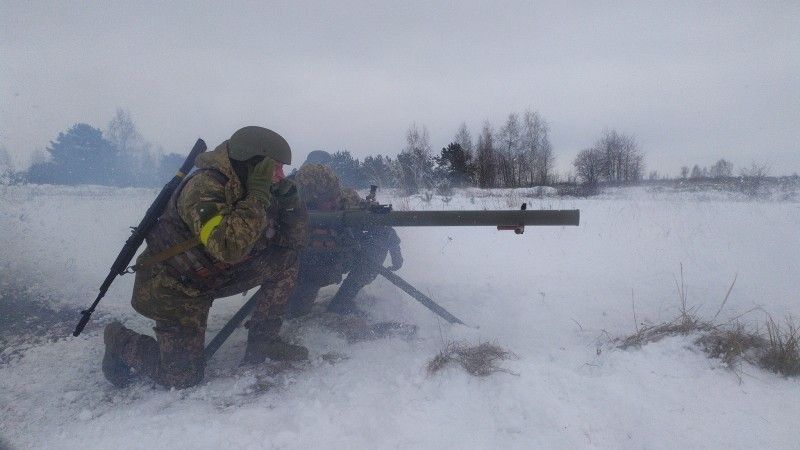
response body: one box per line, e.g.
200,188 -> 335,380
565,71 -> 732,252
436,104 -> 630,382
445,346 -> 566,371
310,184 -> 580,233
206,185 -> 580,359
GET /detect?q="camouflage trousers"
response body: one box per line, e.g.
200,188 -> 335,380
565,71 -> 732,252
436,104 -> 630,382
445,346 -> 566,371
287,245 -> 386,317
119,247 -> 299,388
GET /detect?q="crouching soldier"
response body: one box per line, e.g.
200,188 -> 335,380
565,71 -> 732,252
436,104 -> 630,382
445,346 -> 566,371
286,161 -> 402,318
103,126 -> 308,389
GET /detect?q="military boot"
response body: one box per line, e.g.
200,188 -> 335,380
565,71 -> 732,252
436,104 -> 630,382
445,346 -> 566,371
103,321 -> 160,388
325,283 -> 360,315
153,322 -> 206,389
102,321 -> 138,387
242,318 -> 309,364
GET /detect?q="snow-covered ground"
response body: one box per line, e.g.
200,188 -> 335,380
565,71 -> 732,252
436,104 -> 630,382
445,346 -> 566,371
1,184 -> 799,449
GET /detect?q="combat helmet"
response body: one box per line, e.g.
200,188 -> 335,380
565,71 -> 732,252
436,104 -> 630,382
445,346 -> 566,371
228,126 -> 291,164
295,163 -> 341,207
303,150 -> 332,166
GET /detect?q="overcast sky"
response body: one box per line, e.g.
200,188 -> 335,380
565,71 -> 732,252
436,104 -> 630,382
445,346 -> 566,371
2,1 -> 799,176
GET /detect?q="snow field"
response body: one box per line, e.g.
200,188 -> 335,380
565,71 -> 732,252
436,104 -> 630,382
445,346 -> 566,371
1,185 -> 799,448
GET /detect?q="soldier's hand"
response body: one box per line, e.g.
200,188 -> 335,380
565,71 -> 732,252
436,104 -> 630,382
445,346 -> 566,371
247,158 -> 275,205
270,178 -> 293,197
389,245 -> 403,271
271,179 -> 301,210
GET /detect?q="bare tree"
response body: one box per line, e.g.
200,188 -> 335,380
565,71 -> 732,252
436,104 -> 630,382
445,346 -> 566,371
497,113 -> 521,187
107,109 -> 141,154
739,162 -> 771,197
709,159 -> 734,178
475,121 -> 497,188
739,162 -> 769,178
680,166 -> 690,179
106,109 -> 159,186
521,110 -> 555,185
593,130 -> 644,183
402,123 -> 434,190
535,133 -> 555,185
0,146 -> 13,184
573,147 -> 605,185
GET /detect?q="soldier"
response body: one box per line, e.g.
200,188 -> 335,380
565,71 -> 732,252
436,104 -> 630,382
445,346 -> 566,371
286,158 -> 403,318
102,126 -> 309,389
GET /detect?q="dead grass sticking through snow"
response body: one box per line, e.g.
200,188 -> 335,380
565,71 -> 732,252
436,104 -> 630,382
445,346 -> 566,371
761,318 -> 800,376
427,341 -> 517,377
619,267 -> 800,378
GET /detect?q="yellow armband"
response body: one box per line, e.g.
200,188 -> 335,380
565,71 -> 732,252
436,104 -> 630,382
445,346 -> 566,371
199,215 -> 223,245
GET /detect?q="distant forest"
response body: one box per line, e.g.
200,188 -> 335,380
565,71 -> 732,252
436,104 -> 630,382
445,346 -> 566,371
0,108 -> 787,193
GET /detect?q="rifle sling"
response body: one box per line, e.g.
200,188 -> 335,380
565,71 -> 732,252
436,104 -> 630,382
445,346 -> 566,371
132,168 -> 230,272
134,237 -> 201,271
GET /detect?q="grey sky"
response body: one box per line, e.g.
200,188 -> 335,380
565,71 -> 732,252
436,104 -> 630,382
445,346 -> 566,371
2,1 -> 799,176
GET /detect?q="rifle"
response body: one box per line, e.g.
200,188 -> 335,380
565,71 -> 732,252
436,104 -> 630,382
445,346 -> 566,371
72,139 -> 208,337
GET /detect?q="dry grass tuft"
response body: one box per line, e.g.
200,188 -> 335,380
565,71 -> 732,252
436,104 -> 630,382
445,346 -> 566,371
697,324 -> 765,367
618,312 -> 712,349
619,267 -> 800,378
620,266 -> 713,349
760,318 -> 800,377
427,341 -> 517,377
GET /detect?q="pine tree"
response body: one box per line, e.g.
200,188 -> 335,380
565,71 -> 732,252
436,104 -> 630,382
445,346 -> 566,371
434,142 -> 474,187
27,123 -> 119,185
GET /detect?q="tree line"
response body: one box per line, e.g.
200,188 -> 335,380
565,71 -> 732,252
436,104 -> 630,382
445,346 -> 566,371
19,109 -> 183,187
315,110 -> 562,194
4,108 -> 658,191
572,130 -> 645,185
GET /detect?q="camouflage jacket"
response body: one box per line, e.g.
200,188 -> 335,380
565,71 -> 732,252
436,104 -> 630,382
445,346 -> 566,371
141,141 -> 308,290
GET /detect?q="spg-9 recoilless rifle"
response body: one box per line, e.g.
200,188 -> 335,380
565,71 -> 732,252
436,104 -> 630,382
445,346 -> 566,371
310,185 -> 580,233
314,185 -> 578,321
204,186 -> 580,358
72,139 -> 208,337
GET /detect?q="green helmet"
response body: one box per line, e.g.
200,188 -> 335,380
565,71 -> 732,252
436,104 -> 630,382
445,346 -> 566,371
303,150 -> 332,166
228,126 -> 292,164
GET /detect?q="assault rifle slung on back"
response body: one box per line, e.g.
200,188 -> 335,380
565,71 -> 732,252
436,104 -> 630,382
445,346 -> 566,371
72,139 -> 209,337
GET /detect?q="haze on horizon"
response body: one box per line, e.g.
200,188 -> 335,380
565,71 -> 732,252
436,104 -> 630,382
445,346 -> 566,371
2,1 -> 798,177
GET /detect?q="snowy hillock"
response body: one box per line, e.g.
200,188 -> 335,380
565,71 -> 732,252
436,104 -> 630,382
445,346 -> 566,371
1,184 -> 799,448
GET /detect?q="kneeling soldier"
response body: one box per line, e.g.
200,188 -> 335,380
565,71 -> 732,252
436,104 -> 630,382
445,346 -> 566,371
103,126 -> 308,389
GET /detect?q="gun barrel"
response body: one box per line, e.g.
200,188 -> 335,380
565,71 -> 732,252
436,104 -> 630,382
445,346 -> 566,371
309,209 -> 580,228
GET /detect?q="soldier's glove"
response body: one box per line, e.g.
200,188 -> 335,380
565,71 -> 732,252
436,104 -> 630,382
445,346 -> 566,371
247,158 -> 275,206
388,244 -> 403,271
271,179 -> 301,210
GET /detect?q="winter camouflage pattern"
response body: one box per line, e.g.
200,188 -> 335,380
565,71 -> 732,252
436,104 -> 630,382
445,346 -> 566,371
110,140 -> 307,389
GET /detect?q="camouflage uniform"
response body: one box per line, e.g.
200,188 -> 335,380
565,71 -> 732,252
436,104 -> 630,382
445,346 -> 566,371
107,142 -> 308,389
287,164 -> 401,317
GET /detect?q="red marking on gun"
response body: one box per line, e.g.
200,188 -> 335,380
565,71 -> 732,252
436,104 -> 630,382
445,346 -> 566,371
497,202 -> 527,234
